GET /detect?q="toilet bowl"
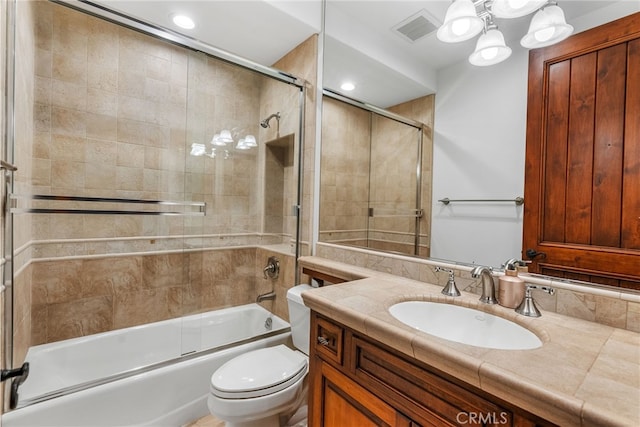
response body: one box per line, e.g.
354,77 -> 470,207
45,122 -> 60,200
207,284 -> 312,427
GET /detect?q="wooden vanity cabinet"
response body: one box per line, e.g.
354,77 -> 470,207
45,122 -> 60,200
308,312 -> 554,427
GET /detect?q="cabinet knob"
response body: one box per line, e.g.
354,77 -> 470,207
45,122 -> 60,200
317,336 -> 330,346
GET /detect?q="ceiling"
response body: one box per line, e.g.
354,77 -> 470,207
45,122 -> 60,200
90,0 -> 638,107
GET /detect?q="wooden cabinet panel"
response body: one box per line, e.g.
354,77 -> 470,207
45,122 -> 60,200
566,52 -> 596,245
320,361 -> 397,427
592,43 -> 627,247
352,336 -> 511,427
622,38 -> 640,250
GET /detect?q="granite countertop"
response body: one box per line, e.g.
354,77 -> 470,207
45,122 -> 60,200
299,257 -> 640,427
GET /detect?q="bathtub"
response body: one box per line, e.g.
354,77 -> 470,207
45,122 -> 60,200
3,303 -> 291,427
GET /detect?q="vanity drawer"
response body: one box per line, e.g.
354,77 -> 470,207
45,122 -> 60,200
313,315 -> 344,365
351,335 -> 513,427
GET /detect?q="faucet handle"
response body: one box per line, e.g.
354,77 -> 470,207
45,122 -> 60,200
435,266 -> 461,297
515,284 -> 555,317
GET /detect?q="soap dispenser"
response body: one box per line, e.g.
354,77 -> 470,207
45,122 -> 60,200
498,265 -> 525,309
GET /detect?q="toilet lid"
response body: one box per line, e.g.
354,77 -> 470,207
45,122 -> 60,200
211,345 -> 307,398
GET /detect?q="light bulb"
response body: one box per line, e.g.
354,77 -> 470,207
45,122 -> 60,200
507,0 -> 528,10
534,27 -> 555,42
481,47 -> 499,60
171,14 -> 195,30
451,18 -> 471,36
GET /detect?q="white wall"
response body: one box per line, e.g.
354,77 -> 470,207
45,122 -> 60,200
432,48 -> 528,267
431,1 -> 640,268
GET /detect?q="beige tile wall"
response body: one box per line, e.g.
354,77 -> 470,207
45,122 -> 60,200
320,98 -> 370,243
24,247 -> 296,347
319,95 -> 434,257
7,2 -> 316,363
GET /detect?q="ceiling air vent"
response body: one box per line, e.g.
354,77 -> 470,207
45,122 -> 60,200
392,9 -> 441,43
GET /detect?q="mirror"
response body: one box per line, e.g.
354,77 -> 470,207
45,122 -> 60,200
319,94 -> 432,258
320,0 -> 639,273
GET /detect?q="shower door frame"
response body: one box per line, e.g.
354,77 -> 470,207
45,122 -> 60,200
322,89 -> 425,256
2,0 -> 308,410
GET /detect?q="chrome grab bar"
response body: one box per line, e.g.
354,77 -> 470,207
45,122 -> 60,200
438,197 -> 524,206
11,194 -> 206,216
368,208 -> 424,218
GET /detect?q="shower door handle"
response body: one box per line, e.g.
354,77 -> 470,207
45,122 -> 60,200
0,362 -> 28,382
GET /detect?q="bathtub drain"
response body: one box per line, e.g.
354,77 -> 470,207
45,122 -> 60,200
264,317 -> 273,330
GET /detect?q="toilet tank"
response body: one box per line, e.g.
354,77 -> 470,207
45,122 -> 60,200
286,284 -> 313,355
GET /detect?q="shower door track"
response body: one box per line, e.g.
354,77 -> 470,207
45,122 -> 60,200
15,326 -> 291,410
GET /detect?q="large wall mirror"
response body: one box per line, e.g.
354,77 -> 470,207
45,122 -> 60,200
320,0 -> 640,285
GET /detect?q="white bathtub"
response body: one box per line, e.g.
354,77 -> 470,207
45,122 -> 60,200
3,303 -> 291,427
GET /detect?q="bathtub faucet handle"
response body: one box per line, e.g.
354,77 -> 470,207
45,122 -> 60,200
263,256 -> 280,279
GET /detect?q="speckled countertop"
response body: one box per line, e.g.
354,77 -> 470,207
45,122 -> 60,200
299,256 -> 640,427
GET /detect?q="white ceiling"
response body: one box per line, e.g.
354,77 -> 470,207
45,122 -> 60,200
91,0 -> 639,107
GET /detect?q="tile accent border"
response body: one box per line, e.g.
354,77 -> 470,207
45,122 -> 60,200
315,242 -> 640,332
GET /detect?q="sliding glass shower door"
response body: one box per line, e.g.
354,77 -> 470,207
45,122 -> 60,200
368,114 -> 423,255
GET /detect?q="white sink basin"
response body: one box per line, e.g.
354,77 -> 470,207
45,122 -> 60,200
389,301 -> 542,350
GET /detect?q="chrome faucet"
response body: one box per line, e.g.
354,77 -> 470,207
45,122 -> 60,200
435,266 -> 461,297
256,291 -> 276,303
470,265 -> 497,304
516,284 -> 555,317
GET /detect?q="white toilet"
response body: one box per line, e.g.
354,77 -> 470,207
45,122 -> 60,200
207,284 -> 312,427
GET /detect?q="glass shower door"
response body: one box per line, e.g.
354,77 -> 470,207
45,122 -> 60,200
367,113 -> 423,255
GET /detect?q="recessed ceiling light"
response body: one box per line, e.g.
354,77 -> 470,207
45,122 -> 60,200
171,14 -> 195,30
340,82 -> 355,91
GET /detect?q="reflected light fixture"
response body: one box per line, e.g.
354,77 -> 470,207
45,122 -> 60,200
244,135 -> 258,147
340,82 -> 355,91
171,13 -> 195,30
437,0 -> 573,66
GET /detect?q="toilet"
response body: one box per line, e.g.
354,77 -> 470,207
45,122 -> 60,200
207,284 -> 312,427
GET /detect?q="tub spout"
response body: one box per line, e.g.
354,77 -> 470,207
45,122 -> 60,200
257,291 -> 276,303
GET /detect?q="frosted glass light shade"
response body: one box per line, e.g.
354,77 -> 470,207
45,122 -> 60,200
219,129 -> 234,143
235,138 -> 250,150
437,0 -> 483,43
521,5 -> 573,48
190,143 -> 205,156
210,134 -> 227,146
468,29 -> 512,66
244,135 -> 257,147
492,0 -> 547,18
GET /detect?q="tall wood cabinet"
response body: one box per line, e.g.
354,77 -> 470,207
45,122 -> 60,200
523,12 -> 640,288
308,311 -> 554,427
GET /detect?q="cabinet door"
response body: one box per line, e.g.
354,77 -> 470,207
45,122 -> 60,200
314,359 -> 412,427
523,12 -> 640,289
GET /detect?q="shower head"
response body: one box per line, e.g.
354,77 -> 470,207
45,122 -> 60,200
260,112 -> 280,128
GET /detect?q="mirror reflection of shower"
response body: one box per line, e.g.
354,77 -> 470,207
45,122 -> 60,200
260,112 -> 281,128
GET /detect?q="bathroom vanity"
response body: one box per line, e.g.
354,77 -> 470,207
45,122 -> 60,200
308,312 -> 551,426
300,257 -> 640,427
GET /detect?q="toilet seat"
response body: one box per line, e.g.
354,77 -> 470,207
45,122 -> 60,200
211,345 -> 308,399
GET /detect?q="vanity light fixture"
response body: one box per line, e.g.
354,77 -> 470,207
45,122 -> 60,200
438,0 -> 573,66
520,4 -> 573,48
243,135 -> 258,147
468,19 -> 511,66
171,13 -> 195,30
437,0 -> 484,42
